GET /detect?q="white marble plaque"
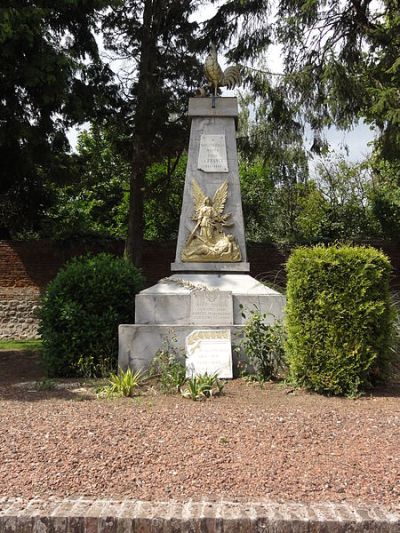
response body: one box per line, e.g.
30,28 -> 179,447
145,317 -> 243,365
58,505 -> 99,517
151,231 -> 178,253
190,290 -> 233,325
185,329 -> 233,378
197,134 -> 228,172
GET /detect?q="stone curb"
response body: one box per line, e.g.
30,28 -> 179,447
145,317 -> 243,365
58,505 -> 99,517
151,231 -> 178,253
0,497 -> 399,532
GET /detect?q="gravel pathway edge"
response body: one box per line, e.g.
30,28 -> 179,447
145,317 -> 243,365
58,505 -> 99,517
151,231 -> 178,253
0,497 -> 399,532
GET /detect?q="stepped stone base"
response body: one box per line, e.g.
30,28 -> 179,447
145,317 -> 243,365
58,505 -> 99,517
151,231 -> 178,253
119,324 -> 245,373
118,273 -> 285,372
171,261 -> 250,272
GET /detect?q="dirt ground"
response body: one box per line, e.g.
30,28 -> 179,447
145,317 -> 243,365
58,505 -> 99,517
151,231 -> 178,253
0,350 -> 399,511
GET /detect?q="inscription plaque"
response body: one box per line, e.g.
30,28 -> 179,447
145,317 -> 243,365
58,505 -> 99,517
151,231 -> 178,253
185,329 -> 233,379
190,290 -> 233,325
197,134 -> 228,172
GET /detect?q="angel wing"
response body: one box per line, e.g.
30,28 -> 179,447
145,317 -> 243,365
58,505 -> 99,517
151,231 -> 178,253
192,179 -> 206,215
212,181 -> 228,215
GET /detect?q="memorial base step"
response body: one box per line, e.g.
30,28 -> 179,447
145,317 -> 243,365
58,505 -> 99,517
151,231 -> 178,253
134,273 -> 285,325
120,273 -> 285,373
118,324 -> 245,373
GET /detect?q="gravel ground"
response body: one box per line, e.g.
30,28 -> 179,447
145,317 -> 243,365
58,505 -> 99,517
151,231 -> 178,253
0,351 -> 399,510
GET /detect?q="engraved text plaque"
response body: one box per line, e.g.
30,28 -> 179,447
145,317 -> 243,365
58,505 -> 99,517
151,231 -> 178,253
190,290 -> 233,325
197,134 -> 228,173
185,329 -> 233,378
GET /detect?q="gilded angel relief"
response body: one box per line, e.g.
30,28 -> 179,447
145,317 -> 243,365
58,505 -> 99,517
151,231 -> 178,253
181,179 -> 241,262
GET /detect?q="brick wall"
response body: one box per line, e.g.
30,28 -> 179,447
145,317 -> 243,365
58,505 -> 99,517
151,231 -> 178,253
1,497 -> 399,531
0,240 -> 176,339
0,239 -> 398,339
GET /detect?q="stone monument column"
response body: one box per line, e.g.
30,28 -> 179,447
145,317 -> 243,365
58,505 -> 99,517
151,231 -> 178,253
118,98 -> 285,374
172,97 -> 249,273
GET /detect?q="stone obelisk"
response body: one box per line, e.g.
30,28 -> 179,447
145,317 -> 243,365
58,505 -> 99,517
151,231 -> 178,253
171,97 -> 249,272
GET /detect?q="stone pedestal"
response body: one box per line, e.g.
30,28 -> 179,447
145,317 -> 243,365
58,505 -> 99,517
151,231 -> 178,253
118,97 -> 285,373
119,272 -> 285,372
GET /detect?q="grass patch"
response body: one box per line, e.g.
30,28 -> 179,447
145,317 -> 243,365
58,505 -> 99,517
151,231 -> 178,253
0,339 -> 42,351
35,378 -> 56,391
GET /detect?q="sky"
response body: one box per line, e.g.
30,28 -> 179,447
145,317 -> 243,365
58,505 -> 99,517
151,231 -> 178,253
68,1 -> 375,164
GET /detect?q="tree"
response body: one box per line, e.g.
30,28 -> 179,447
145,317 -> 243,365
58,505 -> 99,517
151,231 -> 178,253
43,127 -> 130,239
206,1 -> 400,158
237,89 -> 310,243
0,2 -> 116,238
143,155 -> 186,241
101,0 -> 204,265
313,156 -> 379,240
239,152 -> 385,244
42,126 -> 186,241
276,0 -> 400,158
368,156 -> 400,238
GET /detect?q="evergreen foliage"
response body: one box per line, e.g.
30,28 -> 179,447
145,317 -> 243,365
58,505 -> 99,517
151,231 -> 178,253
39,253 -> 144,378
286,245 -> 395,396
1,1 -> 399,251
43,126 -> 186,241
368,157 -> 400,238
0,3 -> 116,237
44,127 -> 130,239
208,1 -> 400,159
101,0 -> 204,265
240,155 -> 386,244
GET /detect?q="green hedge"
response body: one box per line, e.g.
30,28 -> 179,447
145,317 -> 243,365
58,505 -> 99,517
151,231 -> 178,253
39,253 -> 144,378
285,245 -> 395,395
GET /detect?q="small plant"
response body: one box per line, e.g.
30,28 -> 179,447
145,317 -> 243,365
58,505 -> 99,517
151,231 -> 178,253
35,378 -> 56,391
75,350 -> 116,379
181,373 -> 224,401
241,306 -> 286,383
150,336 -> 187,393
98,367 -> 143,398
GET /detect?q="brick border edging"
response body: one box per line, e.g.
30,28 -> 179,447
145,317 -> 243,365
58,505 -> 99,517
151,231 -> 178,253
0,498 -> 399,532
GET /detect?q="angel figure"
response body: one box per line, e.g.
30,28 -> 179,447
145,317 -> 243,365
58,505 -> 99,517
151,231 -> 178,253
190,179 -> 230,244
182,179 -> 241,262
197,196 -> 215,242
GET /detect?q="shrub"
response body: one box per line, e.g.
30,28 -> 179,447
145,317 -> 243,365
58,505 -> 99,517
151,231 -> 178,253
241,308 -> 286,382
286,245 -> 395,396
39,253 -> 144,378
150,348 -> 186,394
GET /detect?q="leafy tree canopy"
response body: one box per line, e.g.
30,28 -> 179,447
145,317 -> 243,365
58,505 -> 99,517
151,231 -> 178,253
99,0 -> 205,264
43,126 -> 185,242
0,2 -> 116,237
206,0 -> 400,159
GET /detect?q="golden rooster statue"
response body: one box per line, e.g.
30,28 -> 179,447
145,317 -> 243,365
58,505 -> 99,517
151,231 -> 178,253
204,42 -> 241,106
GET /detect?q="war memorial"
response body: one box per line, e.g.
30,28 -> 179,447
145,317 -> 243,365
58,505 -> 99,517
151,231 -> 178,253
119,46 -> 285,376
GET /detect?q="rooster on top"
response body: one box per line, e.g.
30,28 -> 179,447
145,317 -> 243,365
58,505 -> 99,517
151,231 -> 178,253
200,42 -> 241,102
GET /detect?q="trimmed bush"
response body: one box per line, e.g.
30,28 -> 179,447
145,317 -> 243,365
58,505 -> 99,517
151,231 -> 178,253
286,245 -> 395,396
39,253 -> 144,378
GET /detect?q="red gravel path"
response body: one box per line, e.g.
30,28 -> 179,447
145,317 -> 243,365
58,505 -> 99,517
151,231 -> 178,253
0,351 -> 399,510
